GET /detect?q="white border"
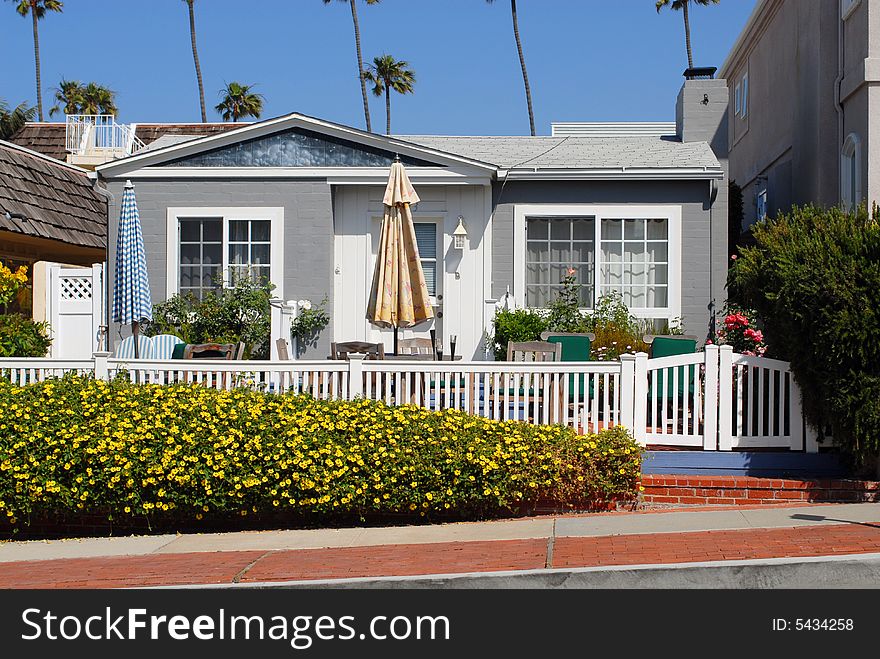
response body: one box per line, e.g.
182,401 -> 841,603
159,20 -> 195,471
512,204 -> 682,321
165,207 -> 284,299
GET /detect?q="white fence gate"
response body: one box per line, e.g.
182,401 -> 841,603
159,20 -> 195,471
45,263 -> 105,359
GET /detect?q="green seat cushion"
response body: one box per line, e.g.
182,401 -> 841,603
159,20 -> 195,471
542,334 -> 594,402
649,337 -> 698,400
171,343 -> 187,360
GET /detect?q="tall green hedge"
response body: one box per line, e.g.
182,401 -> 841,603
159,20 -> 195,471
728,204 -> 880,464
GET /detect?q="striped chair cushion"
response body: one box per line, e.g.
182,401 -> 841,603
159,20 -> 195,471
114,335 -> 155,360
152,334 -> 185,360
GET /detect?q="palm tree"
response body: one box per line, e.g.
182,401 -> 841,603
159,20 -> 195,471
50,80 -> 117,117
323,0 -> 380,133
0,99 -> 36,139
215,82 -> 264,122
79,83 -> 118,116
362,55 -> 415,135
49,79 -> 82,117
11,0 -> 64,122
182,0 -> 207,122
486,0 -> 535,136
656,0 -> 720,70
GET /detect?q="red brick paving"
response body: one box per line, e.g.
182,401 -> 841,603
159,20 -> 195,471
1,522 -> 879,589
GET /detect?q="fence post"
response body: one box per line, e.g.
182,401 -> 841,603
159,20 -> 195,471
703,345 -> 720,450
619,354 -> 635,431
347,353 -> 365,400
93,351 -> 110,381
717,345 -> 734,450
632,352 -> 649,446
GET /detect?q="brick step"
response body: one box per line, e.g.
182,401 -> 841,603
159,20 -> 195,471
641,474 -> 880,507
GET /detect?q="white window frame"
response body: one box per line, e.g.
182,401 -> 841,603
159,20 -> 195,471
166,207 -> 284,299
740,73 -> 749,119
841,133 -> 862,211
513,204 -> 682,321
734,82 -> 742,117
369,214 -> 444,307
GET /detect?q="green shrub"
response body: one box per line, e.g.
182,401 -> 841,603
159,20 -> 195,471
490,308 -> 548,360
728,204 -> 880,465
0,375 -> 641,531
144,276 -> 274,359
0,314 -> 51,357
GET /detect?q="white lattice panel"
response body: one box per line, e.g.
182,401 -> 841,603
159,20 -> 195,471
60,276 -> 92,301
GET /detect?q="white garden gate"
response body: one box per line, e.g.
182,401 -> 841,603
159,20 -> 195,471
45,263 -> 105,359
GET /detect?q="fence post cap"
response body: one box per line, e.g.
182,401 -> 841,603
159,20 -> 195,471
719,344 -> 734,352
634,351 -> 649,358
347,353 -> 367,361
619,353 -> 636,362
92,351 -> 111,358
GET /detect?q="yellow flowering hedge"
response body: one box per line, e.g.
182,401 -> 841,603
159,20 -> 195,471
0,375 -> 640,529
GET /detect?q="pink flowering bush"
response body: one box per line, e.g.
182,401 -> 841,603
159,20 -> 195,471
713,305 -> 768,356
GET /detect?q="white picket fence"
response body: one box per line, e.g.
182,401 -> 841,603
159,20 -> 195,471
0,345 -> 819,452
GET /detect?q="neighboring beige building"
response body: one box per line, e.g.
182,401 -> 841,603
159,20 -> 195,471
721,0 -> 879,227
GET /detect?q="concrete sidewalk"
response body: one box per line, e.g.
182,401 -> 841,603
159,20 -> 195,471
1,503 -> 879,588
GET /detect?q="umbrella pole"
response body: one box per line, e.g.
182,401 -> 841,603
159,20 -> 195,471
393,326 -> 399,356
132,321 -> 140,359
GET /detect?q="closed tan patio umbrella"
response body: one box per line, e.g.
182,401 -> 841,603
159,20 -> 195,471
366,159 -> 434,353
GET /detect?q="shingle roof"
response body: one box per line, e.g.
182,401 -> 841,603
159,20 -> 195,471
0,141 -> 107,249
399,135 -> 721,171
6,122 -> 246,161
7,123 -> 68,161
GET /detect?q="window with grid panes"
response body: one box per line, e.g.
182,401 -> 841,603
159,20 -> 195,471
599,218 -> 668,309
525,217 -> 595,308
413,222 -> 438,296
179,218 -> 222,299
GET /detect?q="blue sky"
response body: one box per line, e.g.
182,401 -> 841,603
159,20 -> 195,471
1,0 -> 757,135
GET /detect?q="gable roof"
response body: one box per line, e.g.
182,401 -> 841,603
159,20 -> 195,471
95,112 -> 498,178
0,140 -> 107,249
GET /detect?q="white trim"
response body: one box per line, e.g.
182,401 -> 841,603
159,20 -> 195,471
165,207 -> 284,299
741,73 -> 749,119
96,113 -> 497,177
512,204 -> 682,321
104,166 -> 491,185
841,133 -> 863,210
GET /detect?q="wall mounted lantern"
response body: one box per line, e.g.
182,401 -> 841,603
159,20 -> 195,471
453,216 -> 468,250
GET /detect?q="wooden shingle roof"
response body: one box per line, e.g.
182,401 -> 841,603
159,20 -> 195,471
0,141 -> 106,249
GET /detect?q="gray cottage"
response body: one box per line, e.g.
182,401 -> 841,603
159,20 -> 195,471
94,78 -> 729,359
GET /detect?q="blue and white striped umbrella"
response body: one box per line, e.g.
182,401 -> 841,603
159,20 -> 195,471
112,181 -> 152,332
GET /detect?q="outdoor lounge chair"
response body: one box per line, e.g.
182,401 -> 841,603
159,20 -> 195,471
151,334 -> 185,360
645,334 -> 698,399
114,335 -> 155,360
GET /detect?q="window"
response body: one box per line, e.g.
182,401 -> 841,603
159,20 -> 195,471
526,217 -> 594,308
516,206 -> 680,320
179,218 -> 222,299
841,133 -> 862,211
166,207 -> 283,299
599,218 -> 668,309
734,82 -> 742,117
842,0 -> 860,19
740,73 -> 749,119
413,222 -> 438,296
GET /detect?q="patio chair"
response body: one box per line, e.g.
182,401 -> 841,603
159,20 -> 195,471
276,337 -> 291,360
644,335 -> 699,428
330,341 -> 385,360
183,343 -> 236,360
502,341 -> 561,422
114,335 -> 155,360
397,337 -> 434,356
151,334 -> 185,360
540,331 -> 596,405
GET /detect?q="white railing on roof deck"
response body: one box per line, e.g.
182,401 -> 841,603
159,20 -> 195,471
65,115 -> 145,156
0,347 -> 821,452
